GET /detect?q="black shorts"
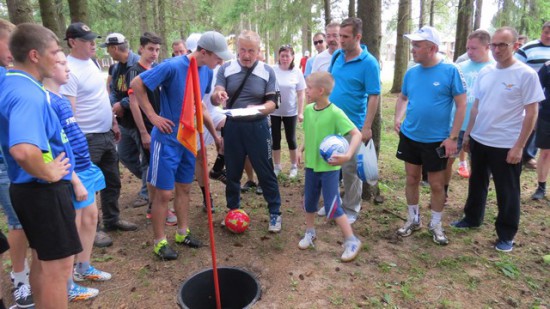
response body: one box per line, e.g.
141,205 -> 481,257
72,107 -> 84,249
535,118 -> 550,149
10,181 -> 82,261
396,132 -> 448,172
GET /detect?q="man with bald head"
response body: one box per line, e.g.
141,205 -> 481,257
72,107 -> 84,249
452,27 -> 544,252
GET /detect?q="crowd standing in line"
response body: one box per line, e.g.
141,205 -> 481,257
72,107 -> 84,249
0,15 -> 547,307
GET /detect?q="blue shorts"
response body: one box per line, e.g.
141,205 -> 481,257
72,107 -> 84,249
0,159 -> 22,230
72,164 -> 106,210
303,168 -> 345,219
148,138 -> 196,190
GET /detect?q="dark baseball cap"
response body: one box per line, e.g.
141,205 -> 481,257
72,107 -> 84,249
65,22 -> 100,41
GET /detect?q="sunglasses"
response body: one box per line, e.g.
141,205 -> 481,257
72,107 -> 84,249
313,40 -> 324,45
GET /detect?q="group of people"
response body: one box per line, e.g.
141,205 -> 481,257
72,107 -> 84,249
0,12 -> 547,308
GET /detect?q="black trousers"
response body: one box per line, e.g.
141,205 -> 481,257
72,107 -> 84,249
463,138 -> 522,241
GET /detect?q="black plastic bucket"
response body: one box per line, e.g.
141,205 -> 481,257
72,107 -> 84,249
177,267 -> 261,309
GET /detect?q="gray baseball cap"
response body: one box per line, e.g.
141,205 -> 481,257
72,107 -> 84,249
197,31 -> 233,60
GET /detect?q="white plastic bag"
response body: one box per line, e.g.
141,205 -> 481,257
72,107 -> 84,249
356,139 -> 378,185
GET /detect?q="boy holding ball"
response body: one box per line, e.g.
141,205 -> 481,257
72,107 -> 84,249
298,72 -> 362,262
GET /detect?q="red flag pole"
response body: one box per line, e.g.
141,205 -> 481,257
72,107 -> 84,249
191,57 -> 222,309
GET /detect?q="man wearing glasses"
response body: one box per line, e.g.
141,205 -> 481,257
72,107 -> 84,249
304,32 -> 326,77
452,27 -> 544,253
311,22 -> 340,73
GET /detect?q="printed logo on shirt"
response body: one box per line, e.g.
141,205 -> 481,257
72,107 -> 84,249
433,82 -> 440,86
502,82 -> 514,91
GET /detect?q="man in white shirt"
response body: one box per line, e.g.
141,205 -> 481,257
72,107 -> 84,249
311,22 -> 340,73
61,23 -> 137,248
452,27 -> 545,253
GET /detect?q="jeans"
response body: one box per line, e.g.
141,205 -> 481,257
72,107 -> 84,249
224,118 -> 281,215
117,126 -> 148,199
85,131 -> 121,226
0,159 -> 22,229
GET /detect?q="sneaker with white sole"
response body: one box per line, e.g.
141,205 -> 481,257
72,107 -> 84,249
396,216 -> 422,237
298,232 -> 316,249
68,283 -> 99,302
13,282 -> 34,308
317,207 -> 326,216
428,222 -> 449,245
289,167 -> 298,178
341,238 -> 361,262
268,214 -> 282,233
274,166 -> 282,177
495,239 -> 514,252
74,265 -> 112,282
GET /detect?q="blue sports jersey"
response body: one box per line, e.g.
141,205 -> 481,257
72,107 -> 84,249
328,45 -> 381,130
401,61 -> 467,143
140,56 -> 213,144
0,70 -> 75,183
451,59 -> 494,131
49,91 -> 92,172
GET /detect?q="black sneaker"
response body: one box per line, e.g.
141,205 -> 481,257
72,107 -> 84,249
104,219 -> 138,232
531,187 -> 546,200
241,180 -> 257,192
175,229 -> 203,248
13,282 -> 34,308
209,169 -> 227,184
153,239 -> 178,260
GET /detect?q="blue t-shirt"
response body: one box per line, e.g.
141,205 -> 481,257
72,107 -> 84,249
0,70 -> 75,184
401,61 -> 467,143
0,67 -> 5,163
452,59 -> 494,131
328,45 -> 381,130
49,91 -> 92,172
140,56 -> 213,144
304,56 -> 315,77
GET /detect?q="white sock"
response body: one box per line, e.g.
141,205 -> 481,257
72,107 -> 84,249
291,163 -> 297,169
407,205 -> 419,221
459,160 -> 467,168
274,164 -> 282,170
430,210 -> 442,226
12,269 -> 29,287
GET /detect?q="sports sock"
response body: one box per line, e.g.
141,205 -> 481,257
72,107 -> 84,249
430,210 -> 442,226
306,228 -> 316,236
12,269 -> 29,287
291,163 -> 297,169
459,160 -> 467,168
177,228 -> 188,236
274,163 -> 282,170
344,235 -> 358,242
154,238 -> 167,246
407,205 -> 419,221
538,181 -> 546,190
76,262 -> 91,275
212,155 -> 225,172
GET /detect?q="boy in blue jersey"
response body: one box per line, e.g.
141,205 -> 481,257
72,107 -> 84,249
131,31 -> 230,260
44,51 -> 112,302
298,72 -> 362,262
0,23 -> 81,309
394,26 -> 467,245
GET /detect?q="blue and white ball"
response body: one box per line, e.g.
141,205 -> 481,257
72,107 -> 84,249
319,135 -> 349,163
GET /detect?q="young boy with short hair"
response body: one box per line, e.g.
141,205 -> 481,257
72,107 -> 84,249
43,51 -> 111,302
298,72 -> 362,262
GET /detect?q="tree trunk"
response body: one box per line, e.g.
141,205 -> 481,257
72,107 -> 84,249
324,0 -> 331,27
138,0 -> 149,34
473,0 -> 483,30
454,0 -> 474,61
55,0 -> 67,35
390,0 -> 410,94
68,0 -> 88,24
349,0 -> 356,17
39,0 -> 63,39
359,0 -> 383,203
157,0 -> 168,61
419,0 -> 425,28
6,0 -> 34,24
429,0 -> 435,26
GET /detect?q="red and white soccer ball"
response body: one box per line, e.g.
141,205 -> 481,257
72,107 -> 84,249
225,209 -> 250,233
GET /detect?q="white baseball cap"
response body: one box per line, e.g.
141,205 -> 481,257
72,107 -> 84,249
100,33 -> 126,47
185,33 -> 202,52
404,26 -> 441,46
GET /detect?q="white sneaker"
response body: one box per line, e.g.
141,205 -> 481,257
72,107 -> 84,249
268,214 -> 282,233
289,167 -> 298,178
396,216 -> 422,237
274,166 -> 282,176
428,222 -> 449,245
341,238 -> 361,262
298,232 -> 316,249
317,207 -> 326,216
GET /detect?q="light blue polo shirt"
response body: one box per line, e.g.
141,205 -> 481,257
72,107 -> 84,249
401,61 -> 467,143
328,45 -> 381,130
